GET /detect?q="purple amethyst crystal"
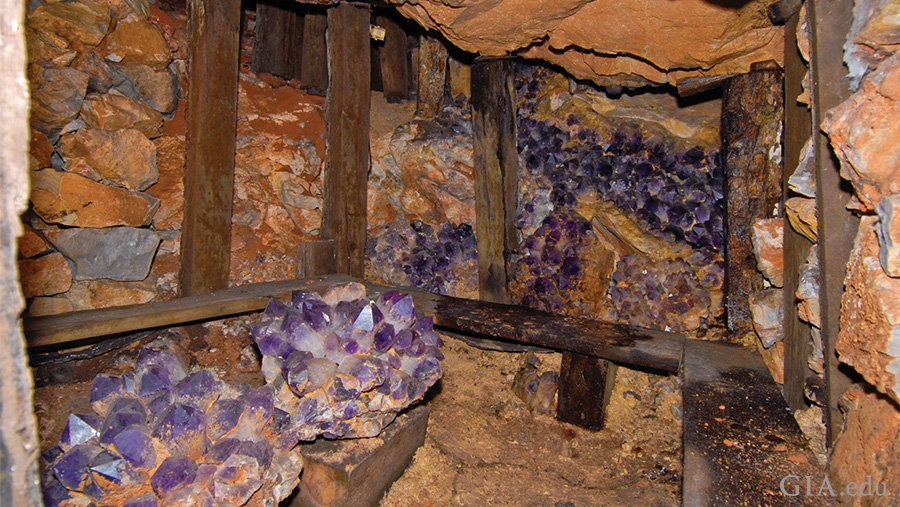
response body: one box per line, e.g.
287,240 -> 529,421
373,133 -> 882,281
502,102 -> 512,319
207,437 -> 243,463
212,454 -> 263,505
172,369 -> 223,411
60,413 -> 103,449
122,492 -> 159,507
237,439 -> 273,471
99,398 -> 147,444
88,449 -> 126,483
152,403 -> 206,456
150,456 -> 197,497
90,374 -> 126,416
240,385 -> 274,434
53,443 -> 102,491
206,398 -> 244,441
282,352 -> 337,397
112,425 -> 155,469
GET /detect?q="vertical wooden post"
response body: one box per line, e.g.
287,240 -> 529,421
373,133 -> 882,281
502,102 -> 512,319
301,8 -> 328,96
782,13 -> 815,411
557,353 -> 618,430
416,33 -> 448,118
376,13 -> 409,103
471,57 -> 517,304
0,0 -> 42,501
252,2 -> 296,78
808,0 -> 858,445
322,3 -> 371,279
296,240 -> 336,279
722,62 -> 784,341
180,0 -> 241,296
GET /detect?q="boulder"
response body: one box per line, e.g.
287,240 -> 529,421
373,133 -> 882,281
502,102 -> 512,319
18,251 -> 73,298
114,63 -> 179,114
79,90 -> 163,138
72,50 -> 122,94
26,0 -> 111,47
44,227 -> 162,281
751,218 -> 784,287
823,52 -> 900,212
28,65 -> 89,134
30,168 -> 159,228
98,13 -> 172,69
876,194 -> 900,277
749,288 -> 784,349
785,196 -> 818,242
58,128 -> 158,191
838,216 -> 900,404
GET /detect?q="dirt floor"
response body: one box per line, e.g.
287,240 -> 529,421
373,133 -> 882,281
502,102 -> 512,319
33,317 -> 683,507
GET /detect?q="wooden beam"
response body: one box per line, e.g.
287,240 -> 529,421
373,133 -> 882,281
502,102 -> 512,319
290,11 -> 305,81
721,62 -> 784,341
0,0 -> 43,501
675,74 -> 732,98
300,9 -> 328,96
471,57 -> 518,304
416,33 -> 448,118
682,340 -> 835,506
252,2 -> 297,78
322,3 -> 371,278
782,13 -> 815,411
292,406 -> 428,507
556,352 -> 617,430
25,276 -> 687,373
180,0 -> 241,296
808,0 -> 859,446
376,13 -> 409,102
296,240 -> 336,279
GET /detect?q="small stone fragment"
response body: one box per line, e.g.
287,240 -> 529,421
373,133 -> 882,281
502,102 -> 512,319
58,127 -> 159,190
751,218 -> 784,287
44,227 -> 161,282
750,288 -> 785,349
788,137 -> 816,198
797,246 -> 820,328
18,251 -> 73,298
785,196 -> 818,242
876,194 -> 900,277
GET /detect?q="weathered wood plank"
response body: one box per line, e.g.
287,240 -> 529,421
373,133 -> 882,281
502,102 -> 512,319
682,340 -> 836,507
322,3 -> 371,278
180,0 -> 241,296
675,74 -> 732,98
376,13 -> 409,102
556,352 -> 617,430
24,276 -> 351,349
290,11 -> 305,81
0,0 -> 43,500
471,57 -> 518,304
252,1 -> 296,78
782,12 -> 815,412
297,240 -> 336,279
416,33 -> 448,118
300,9 -> 328,96
722,62 -> 784,340
807,0 -> 859,445
293,406 -> 428,507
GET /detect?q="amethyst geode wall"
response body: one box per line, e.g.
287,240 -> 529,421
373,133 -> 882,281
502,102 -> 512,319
253,282 -> 443,439
41,347 -> 303,507
41,283 -> 443,506
511,64 -> 725,332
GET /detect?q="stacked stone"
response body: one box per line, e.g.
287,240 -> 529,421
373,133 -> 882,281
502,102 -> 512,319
511,63 -> 725,330
253,282 -> 443,439
22,0 -> 181,315
41,347 -> 303,507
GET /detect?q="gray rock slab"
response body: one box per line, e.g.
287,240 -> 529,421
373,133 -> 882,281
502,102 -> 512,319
44,227 -> 161,281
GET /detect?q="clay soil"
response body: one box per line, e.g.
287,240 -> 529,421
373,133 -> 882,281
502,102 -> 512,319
33,319 -> 683,507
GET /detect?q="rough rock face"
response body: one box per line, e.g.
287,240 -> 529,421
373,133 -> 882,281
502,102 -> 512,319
18,252 -> 73,298
839,217 -> 900,404
749,288 -> 784,349
393,0 -> 783,86
751,218 -> 784,287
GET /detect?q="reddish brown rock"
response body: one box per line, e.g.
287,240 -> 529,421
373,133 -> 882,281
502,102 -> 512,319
26,0 -> 111,47
749,288 -> 784,349
96,0 -> 150,22
18,251 -> 73,298
30,168 -> 159,228
149,5 -> 188,60
58,127 -> 158,191
25,26 -> 77,66
785,196 -> 818,242
29,129 -> 54,171
751,218 -> 784,288
395,0 -> 783,86
18,225 -> 50,259
28,64 -> 89,134
839,216 -> 900,404
27,296 -> 74,317
146,136 -> 185,230
829,387 -> 900,505
72,50 -> 120,94
65,280 -> 157,310
98,13 -> 172,69
823,52 -> 900,212
79,90 -> 163,138
115,62 -> 179,114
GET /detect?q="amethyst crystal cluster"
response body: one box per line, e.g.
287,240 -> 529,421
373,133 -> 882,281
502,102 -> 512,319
367,219 -> 477,296
41,347 -> 303,507
252,282 -> 443,439
512,63 -> 725,329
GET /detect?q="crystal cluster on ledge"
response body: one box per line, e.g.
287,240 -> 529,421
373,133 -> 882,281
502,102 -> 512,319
367,219 -> 477,296
41,347 -> 303,507
253,282 -> 443,440
511,63 -> 725,330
